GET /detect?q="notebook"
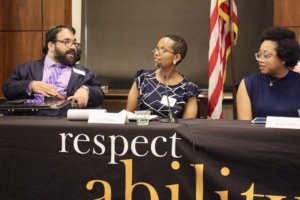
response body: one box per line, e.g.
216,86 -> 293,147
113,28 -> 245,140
0,97 -> 72,112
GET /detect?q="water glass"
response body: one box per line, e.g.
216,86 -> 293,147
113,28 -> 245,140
135,110 -> 151,125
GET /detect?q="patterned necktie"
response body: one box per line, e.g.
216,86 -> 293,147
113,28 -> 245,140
46,64 -> 64,85
26,64 -> 65,104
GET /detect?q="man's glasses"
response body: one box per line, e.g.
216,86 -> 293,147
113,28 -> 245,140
255,52 -> 274,61
152,48 -> 174,55
55,40 -> 80,48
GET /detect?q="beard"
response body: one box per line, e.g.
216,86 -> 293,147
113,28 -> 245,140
54,46 -> 77,66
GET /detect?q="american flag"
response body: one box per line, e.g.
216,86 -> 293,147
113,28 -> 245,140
208,0 -> 238,119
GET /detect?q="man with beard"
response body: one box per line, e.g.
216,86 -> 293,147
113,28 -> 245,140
2,25 -> 104,116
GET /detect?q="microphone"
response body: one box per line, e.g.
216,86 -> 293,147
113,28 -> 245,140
156,63 -> 177,123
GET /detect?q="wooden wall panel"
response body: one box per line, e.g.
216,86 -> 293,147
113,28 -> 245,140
274,0 -> 300,43
274,0 -> 300,26
0,33 -> 4,95
3,32 -> 43,78
0,0 -> 42,30
43,0 -> 72,30
64,0 -> 72,26
287,27 -> 300,42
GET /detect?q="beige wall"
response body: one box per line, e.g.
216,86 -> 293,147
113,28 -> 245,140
72,0 -> 82,43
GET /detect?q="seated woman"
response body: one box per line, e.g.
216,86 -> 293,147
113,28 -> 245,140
126,35 -> 198,119
237,27 -> 300,120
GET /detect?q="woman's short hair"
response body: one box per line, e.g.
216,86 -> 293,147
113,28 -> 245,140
259,27 -> 300,67
164,35 -> 187,65
42,25 -> 76,55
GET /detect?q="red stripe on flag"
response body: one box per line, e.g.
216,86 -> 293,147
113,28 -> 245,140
208,0 -> 238,119
208,72 -> 223,114
210,5 -> 219,34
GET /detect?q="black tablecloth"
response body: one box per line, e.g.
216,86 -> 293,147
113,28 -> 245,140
0,117 -> 299,199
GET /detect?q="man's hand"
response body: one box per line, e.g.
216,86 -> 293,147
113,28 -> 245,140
31,81 -> 64,99
67,86 -> 89,108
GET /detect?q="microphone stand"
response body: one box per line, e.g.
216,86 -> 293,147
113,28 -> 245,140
157,63 -> 177,123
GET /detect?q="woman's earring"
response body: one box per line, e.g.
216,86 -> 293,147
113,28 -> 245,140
173,60 -> 177,65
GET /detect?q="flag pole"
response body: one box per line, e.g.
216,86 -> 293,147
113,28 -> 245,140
229,0 -> 237,119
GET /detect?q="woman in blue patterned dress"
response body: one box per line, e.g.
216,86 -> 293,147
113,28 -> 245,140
126,35 -> 199,119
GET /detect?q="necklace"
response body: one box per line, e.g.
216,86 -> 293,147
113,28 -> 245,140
267,75 -> 281,87
158,69 -> 179,83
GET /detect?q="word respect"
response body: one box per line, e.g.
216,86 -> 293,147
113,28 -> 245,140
59,132 -> 182,164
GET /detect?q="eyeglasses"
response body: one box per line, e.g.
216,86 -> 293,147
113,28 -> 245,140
54,40 -> 80,48
254,52 -> 274,61
152,48 -> 174,55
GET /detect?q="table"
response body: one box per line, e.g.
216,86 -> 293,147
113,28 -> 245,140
0,117 -> 299,199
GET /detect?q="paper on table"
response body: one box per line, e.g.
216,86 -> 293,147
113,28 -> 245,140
88,111 -> 129,124
266,116 -> 300,129
67,109 -> 107,120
